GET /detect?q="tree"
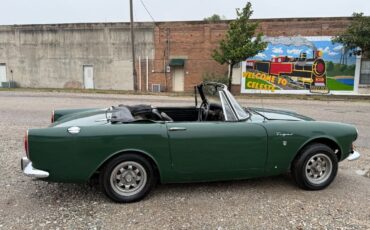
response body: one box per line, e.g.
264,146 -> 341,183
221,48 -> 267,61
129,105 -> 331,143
333,13 -> 370,58
327,61 -> 334,71
204,14 -> 225,22
212,2 -> 267,89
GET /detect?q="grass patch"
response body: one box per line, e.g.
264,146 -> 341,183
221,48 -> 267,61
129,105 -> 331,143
327,78 -> 354,91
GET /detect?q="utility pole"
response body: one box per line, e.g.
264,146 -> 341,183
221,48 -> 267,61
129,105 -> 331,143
130,0 -> 137,91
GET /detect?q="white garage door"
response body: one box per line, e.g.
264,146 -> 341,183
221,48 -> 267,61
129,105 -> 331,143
83,65 -> 94,89
172,67 -> 184,92
0,64 -> 6,86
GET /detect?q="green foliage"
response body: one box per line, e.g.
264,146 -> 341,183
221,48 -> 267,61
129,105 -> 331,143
325,61 -> 356,76
204,14 -> 225,22
333,12 -> 370,58
202,72 -> 229,85
212,2 -> 267,88
340,65 -> 347,72
326,61 -> 334,71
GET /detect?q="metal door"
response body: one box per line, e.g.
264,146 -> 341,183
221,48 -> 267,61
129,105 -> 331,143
167,121 -> 268,180
83,65 -> 94,89
0,64 -> 6,86
172,67 -> 184,92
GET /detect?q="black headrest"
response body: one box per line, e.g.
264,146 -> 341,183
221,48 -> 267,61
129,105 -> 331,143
110,106 -> 135,123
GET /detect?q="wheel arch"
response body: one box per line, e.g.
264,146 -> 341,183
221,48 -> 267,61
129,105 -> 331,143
290,137 -> 342,171
89,149 -> 162,183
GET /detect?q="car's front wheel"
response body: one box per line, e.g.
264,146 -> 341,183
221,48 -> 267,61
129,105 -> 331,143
100,153 -> 156,203
292,143 -> 338,190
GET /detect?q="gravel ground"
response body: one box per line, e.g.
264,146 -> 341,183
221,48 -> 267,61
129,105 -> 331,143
0,91 -> 369,229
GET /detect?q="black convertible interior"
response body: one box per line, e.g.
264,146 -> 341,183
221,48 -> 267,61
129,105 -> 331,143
110,104 -> 225,123
109,83 -> 227,123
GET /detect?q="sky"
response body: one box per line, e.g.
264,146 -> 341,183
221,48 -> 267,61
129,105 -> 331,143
0,0 -> 369,25
252,38 -> 356,65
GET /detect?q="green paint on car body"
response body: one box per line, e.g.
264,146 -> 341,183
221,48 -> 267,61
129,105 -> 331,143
25,82 -> 358,185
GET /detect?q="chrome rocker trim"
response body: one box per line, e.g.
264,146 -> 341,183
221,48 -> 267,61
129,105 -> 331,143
347,150 -> 360,161
21,157 -> 49,178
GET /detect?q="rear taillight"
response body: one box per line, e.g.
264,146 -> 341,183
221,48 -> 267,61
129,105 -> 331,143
51,110 -> 55,123
24,130 -> 29,158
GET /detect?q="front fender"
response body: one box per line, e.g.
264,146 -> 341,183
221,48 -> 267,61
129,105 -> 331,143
262,121 -> 357,176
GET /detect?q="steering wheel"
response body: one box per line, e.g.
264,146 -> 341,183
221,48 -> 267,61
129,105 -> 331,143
198,101 -> 210,121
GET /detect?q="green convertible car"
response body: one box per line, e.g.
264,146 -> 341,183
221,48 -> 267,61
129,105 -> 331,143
21,82 -> 360,202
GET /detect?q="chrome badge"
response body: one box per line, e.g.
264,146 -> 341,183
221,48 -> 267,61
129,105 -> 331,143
67,126 -> 81,134
276,132 -> 293,137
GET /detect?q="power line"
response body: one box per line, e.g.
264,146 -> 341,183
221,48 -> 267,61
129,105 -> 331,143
139,0 -> 157,25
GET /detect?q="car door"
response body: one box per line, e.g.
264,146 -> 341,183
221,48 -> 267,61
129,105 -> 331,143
166,121 -> 268,181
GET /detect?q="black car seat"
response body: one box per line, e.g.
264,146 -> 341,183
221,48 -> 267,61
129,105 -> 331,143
160,112 -> 173,122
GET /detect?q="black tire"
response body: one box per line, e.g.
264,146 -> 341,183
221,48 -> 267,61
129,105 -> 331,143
100,153 -> 156,203
292,143 -> 338,190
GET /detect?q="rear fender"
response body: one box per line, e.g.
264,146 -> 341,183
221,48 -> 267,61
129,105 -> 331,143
53,108 -> 99,122
90,148 -> 162,182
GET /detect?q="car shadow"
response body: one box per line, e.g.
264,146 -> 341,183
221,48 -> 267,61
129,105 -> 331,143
28,174 -> 298,204
148,174 -> 297,199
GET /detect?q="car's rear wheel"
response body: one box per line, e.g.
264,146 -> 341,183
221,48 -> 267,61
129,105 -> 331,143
292,143 -> 338,190
100,153 -> 156,203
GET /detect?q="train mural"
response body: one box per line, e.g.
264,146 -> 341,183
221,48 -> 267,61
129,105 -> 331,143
241,36 -> 357,94
246,50 -> 326,90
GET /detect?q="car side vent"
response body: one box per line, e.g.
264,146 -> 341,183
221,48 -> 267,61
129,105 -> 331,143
152,84 -> 161,92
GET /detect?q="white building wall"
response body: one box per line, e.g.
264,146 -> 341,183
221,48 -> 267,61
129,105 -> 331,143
0,23 -> 155,90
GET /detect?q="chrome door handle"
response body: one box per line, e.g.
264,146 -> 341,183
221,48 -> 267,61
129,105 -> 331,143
168,127 -> 187,131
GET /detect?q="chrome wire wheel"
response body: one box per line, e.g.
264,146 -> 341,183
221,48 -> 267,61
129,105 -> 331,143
110,161 -> 147,197
305,153 -> 333,185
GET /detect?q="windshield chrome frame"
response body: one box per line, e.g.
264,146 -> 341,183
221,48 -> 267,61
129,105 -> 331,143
219,90 -> 237,121
223,89 -> 249,121
199,82 -> 249,121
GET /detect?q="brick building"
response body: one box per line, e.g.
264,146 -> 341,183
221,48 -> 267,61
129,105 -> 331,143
148,21 -> 228,92
145,17 -> 359,93
1,17 -> 369,93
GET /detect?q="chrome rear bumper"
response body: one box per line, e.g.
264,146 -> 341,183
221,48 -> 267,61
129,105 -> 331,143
21,157 -> 49,178
347,150 -> 360,161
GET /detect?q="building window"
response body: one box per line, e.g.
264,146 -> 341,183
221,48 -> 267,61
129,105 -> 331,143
233,62 -> 240,68
152,84 -> 161,92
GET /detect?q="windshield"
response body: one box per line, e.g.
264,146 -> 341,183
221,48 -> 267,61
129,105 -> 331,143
202,84 -> 223,105
198,83 -> 249,121
224,90 -> 249,120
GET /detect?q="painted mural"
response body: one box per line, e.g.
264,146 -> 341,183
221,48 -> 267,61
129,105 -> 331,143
241,36 -> 357,93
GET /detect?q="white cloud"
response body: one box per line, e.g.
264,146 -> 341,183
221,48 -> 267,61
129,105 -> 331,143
333,45 -> 343,51
270,54 -> 276,58
318,46 -> 330,53
272,47 -> 284,54
287,48 -> 302,55
328,51 -> 338,56
256,53 -> 266,58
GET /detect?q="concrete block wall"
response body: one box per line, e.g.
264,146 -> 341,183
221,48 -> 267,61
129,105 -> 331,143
0,22 -> 154,90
